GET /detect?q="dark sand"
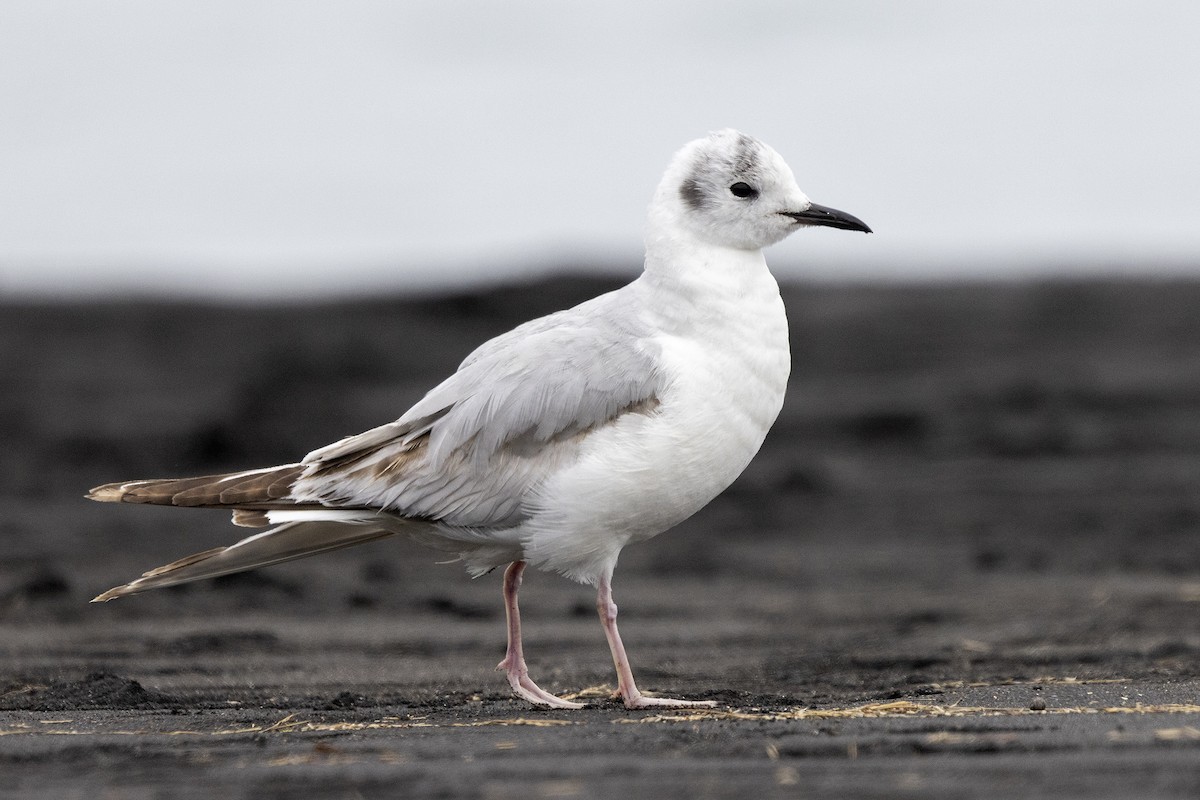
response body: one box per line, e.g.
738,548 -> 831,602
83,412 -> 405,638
3,277 -> 1200,798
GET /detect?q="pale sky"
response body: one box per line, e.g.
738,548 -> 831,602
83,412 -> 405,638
2,1 -> 1198,296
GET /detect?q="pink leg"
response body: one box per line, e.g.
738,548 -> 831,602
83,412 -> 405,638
495,561 -> 585,709
597,575 -> 717,709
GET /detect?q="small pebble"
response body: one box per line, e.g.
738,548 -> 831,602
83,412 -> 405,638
1029,697 -> 1047,711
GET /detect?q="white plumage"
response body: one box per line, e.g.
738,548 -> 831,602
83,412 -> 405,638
89,129 -> 870,708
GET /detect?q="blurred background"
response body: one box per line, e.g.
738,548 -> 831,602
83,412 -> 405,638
2,0 -> 1199,297
4,10 -> 1200,790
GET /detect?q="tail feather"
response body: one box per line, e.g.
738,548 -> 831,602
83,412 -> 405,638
87,464 -> 306,509
92,516 -> 402,602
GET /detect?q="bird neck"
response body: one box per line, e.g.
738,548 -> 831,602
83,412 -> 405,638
634,222 -> 781,349
642,220 -> 771,297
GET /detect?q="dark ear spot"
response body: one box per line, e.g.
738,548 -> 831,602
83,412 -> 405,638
680,178 -> 706,211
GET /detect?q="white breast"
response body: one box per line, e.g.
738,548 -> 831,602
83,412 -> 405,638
520,251 -> 790,584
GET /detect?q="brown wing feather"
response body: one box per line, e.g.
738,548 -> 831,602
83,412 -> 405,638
231,509 -> 271,527
87,464 -> 306,509
91,520 -> 401,602
304,431 -> 428,480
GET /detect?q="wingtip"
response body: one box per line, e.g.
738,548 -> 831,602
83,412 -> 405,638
86,483 -> 127,502
91,587 -> 126,602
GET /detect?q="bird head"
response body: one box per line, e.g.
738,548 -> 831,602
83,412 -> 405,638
653,129 -> 870,251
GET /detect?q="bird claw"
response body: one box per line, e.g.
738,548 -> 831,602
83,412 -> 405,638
507,674 -> 587,710
622,694 -> 718,710
498,658 -> 586,709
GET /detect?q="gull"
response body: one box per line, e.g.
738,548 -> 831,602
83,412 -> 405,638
88,129 -> 870,709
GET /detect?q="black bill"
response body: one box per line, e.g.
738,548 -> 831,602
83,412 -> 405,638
781,203 -> 872,233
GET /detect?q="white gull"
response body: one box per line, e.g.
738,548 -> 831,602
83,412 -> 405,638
88,129 -> 871,709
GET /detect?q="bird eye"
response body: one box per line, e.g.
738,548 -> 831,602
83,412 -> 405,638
729,182 -> 758,199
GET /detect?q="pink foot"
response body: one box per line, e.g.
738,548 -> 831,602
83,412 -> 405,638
604,685 -> 713,708
496,656 -> 585,709
497,561 -> 585,710
621,693 -> 717,710
596,576 -> 719,710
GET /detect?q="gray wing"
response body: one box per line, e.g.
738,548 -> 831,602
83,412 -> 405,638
291,289 -> 663,529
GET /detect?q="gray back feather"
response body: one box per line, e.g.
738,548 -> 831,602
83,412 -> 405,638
294,285 -> 663,528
